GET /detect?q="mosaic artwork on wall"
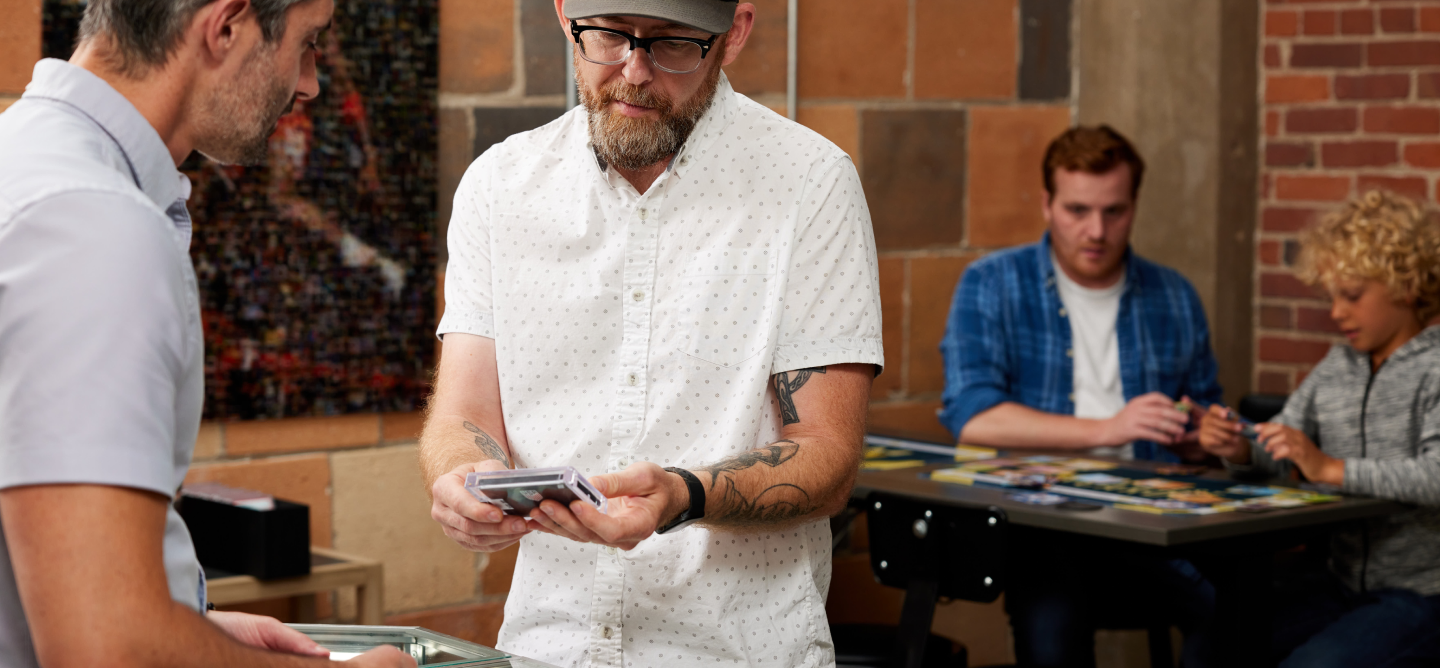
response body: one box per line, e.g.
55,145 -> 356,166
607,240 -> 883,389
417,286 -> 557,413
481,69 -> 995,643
44,0 -> 438,419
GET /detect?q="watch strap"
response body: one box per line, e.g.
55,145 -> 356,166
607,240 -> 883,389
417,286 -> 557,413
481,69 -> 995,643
657,467 -> 705,534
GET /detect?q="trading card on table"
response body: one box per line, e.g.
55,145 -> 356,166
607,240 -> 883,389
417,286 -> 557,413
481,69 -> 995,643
1006,492 -> 1069,506
1155,465 -> 1207,476
1134,478 -> 1194,490
1150,500 -> 1203,510
1063,459 -> 1119,471
1072,473 -> 1127,485
1168,490 -> 1227,505
1022,456 -> 1067,463
464,467 -> 608,518
1227,485 -> 1281,496
1023,465 -> 1068,475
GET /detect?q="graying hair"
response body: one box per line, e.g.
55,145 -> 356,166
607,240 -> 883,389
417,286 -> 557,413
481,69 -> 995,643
79,0 -> 308,75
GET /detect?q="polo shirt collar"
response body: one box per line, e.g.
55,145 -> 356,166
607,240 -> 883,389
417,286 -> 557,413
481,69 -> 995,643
23,59 -> 191,213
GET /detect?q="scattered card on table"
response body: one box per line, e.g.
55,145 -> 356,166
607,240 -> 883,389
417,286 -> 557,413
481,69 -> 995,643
1005,492 -> 1068,506
1155,465 -> 1207,476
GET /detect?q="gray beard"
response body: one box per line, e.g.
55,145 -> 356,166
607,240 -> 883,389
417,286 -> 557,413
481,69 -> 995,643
195,45 -> 293,166
581,62 -> 722,171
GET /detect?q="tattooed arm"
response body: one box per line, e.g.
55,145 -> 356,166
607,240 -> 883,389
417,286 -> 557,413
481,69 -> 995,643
528,363 -> 872,547
694,364 -> 869,530
419,333 -> 530,553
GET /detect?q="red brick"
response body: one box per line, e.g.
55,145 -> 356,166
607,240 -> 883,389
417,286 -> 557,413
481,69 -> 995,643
915,0 -> 1017,99
1335,73 -> 1411,100
1321,140 -> 1399,167
1268,10 -> 1300,36
1259,241 -> 1284,267
439,0 -> 514,94
1420,72 -> 1440,98
1259,336 -> 1334,364
1266,110 -> 1282,137
800,0 -> 908,98
1404,141 -> 1440,166
1262,272 -> 1326,300
0,0 -> 40,95
1296,306 -> 1342,334
1341,8 -> 1376,35
1266,44 -> 1283,69
1376,7 -> 1411,33
868,401 -> 953,443
1286,107 -> 1359,133
1276,174 -> 1352,201
1263,207 -> 1323,232
1267,75 -> 1331,104
1358,174 -> 1429,200
1369,41 -> 1440,67
967,106 -> 1072,247
1304,10 -> 1338,35
1290,43 -> 1364,68
909,256 -> 980,393
1423,7 -> 1440,32
1260,304 -> 1293,329
1258,370 -> 1293,395
1380,7 -> 1417,33
1363,106 -> 1440,133
1267,142 -> 1316,167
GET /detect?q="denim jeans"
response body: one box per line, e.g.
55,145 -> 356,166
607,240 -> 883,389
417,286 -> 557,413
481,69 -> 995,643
1273,567 -> 1440,668
1005,549 -> 1218,668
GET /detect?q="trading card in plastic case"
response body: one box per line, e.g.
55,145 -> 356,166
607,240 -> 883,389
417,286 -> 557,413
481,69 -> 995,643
464,466 -> 608,517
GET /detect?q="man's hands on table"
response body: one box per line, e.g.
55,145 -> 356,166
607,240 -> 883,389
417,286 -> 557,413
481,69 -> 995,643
429,458 -> 531,553
207,612 -> 415,666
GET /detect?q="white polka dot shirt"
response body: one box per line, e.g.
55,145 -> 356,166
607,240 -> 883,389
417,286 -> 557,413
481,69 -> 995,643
438,74 -> 883,668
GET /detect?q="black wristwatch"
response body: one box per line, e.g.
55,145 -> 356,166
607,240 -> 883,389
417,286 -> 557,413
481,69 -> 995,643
656,467 -> 705,534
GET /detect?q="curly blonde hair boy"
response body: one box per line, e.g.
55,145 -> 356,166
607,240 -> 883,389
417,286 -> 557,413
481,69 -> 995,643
1297,190 -> 1440,322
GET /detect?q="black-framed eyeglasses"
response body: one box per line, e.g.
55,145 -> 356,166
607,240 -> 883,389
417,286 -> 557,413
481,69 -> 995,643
570,20 -> 718,74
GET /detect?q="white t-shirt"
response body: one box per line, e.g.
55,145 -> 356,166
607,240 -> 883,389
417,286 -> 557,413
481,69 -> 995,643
1052,254 -> 1131,459
0,60 -> 205,668
439,73 -> 883,668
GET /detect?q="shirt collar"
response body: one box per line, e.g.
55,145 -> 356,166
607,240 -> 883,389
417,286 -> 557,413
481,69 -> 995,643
23,59 -> 191,214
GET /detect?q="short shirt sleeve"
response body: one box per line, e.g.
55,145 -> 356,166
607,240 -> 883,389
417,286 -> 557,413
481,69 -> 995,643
0,190 -> 191,496
437,159 -> 497,339
771,156 -> 884,374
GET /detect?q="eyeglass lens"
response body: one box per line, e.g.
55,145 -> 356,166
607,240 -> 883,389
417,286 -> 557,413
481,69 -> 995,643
578,31 -> 705,73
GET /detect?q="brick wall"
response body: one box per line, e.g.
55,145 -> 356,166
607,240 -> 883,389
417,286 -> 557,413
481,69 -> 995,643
1257,0 -> 1440,392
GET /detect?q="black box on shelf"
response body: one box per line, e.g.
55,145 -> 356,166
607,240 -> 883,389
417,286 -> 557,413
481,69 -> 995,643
179,495 -> 311,580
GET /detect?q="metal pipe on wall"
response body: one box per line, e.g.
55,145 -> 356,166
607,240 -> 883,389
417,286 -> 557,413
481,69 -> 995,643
786,0 -> 798,121
565,41 -> 578,110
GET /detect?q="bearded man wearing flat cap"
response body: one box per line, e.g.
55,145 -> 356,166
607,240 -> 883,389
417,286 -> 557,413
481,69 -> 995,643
418,1 -> 882,666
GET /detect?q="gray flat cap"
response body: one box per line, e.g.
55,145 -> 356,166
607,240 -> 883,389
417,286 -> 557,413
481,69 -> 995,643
565,0 -> 739,34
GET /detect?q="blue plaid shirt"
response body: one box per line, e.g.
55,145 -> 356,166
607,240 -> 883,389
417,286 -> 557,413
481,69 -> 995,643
939,233 -> 1222,462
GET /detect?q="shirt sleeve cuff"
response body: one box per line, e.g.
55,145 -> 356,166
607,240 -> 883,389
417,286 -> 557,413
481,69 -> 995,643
939,388 -> 1011,440
436,311 -> 496,341
771,338 -> 883,374
1342,458 -> 1375,496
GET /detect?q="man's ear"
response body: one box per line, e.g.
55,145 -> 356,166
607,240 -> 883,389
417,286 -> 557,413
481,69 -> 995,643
720,3 -> 757,67
555,0 -> 569,33
195,0 -> 256,64
1040,190 -> 1054,224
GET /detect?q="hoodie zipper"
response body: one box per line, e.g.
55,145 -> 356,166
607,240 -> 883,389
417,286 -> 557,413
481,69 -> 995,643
1357,361 -> 1382,593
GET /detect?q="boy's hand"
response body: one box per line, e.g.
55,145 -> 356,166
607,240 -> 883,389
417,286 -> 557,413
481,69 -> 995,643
1198,404 -> 1250,463
1256,423 -> 1344,485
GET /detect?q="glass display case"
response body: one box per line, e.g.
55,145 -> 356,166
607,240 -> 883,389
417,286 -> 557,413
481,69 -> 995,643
287,624 -> 557,667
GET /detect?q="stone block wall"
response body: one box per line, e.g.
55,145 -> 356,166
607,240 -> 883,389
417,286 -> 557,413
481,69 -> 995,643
1257,0 -> 1440,392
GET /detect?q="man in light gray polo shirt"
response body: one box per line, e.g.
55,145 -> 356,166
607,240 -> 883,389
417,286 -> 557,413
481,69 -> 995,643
0,1 -> 407,666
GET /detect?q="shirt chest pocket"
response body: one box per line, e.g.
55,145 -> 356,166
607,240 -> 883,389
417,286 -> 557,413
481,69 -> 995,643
666,269 -> 775,368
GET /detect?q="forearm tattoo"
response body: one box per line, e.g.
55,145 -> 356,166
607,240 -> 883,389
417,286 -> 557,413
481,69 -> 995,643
774,367 -> 826,425
700,440 -> 819,527
463,421 -> 510,468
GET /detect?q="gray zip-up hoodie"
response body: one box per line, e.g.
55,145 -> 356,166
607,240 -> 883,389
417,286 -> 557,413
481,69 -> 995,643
1244,325 -> 1440,596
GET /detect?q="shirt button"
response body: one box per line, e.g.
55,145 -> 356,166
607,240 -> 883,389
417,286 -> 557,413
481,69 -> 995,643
1069,393 -> 1076,401
602,625 -> 614,639
638,208 -> 648,220
1066,348 -> 1074,358
632,290 -> 645,302
627,373 -> 638,386
1059,308 -> 1068,317
680,156 -> 690,166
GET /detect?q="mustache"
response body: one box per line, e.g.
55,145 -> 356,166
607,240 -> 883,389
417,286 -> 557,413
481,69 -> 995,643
596,81 -> 673,115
